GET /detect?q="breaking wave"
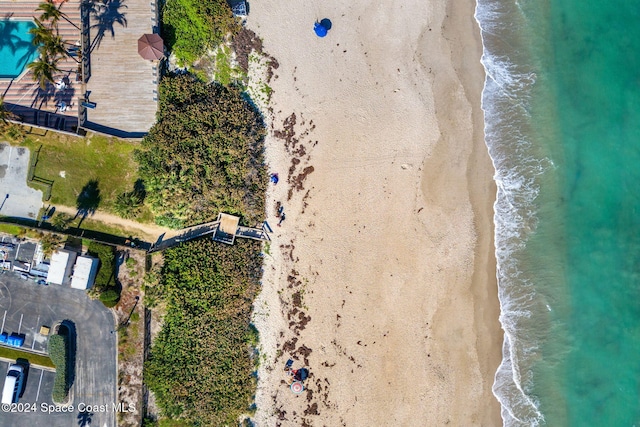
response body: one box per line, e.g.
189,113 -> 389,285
475,0 -> 553,425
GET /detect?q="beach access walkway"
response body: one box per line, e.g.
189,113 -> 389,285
150,215 -> 272,252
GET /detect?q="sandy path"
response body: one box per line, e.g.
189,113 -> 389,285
52,205 -> 178,241
249,0 -> 502,425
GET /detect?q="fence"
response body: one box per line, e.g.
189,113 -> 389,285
26,145 -> 53,201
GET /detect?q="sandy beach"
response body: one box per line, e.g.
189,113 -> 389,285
249,0 -> 503,425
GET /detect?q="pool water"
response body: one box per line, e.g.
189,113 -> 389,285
0,19 -> 39,80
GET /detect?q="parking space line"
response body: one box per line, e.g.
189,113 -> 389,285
17,313 -> 23,334
1,310 -> 5,333
31,315 -> 40,350
35,369 -> 44,402
6,146 -> 12,169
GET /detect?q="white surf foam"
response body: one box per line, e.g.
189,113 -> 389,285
475,0 -> 551,425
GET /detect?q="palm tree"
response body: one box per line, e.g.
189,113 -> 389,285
40,232 -> 64,257
114,191 -> 142,219
51,212 -> 73,230
0,96 -> 11,125
27,55 -> 61,89
29,18 -> 53,47
31,19 -> 78,65
39,34 -> 66,58
36,0 -> 79,30
0,97 -> 19,125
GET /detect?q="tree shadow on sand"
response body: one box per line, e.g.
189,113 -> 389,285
89,0 -> 128,52
75,179 -> 101,227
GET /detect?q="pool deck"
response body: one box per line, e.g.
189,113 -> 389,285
0,0 -> 82,133
0,0 -> 159,137
84,0 -> 159,137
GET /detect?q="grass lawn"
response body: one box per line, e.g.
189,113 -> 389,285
0,223 -> 44,240
0,223 -> 24,236
15,131 -> 154,221
0,345 -> 55,369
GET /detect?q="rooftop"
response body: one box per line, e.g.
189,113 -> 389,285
70,255 -> 98,290
47,249 -> 77,285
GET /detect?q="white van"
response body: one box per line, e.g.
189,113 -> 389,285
2,364 -> 24,404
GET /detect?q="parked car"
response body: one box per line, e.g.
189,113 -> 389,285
36,279 -> 47,286
2,364 -> 24,404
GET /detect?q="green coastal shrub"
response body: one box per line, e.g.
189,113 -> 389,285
145,238 -> 262,425
87,242 -> 121,306
49,334 -> 68,403
87,242 -> 115,290
99,289 -> 120,307
162,0 -> 238,65
135,75 -> 267,227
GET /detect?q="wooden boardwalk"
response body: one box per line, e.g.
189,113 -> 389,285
149,219 -> 271,252
84,0 -> 159,137
0,0 -> 83,129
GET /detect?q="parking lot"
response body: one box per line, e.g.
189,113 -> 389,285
0,143 -> 43,220
0,359 -> 56,409
0,271 -> 118,426
0,237 -> 39,275
0,304 -> 51,354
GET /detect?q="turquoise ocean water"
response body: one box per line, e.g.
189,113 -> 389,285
475,0 -> 640,425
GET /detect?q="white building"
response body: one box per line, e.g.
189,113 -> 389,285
46,249 -> 77,285
70,256 -> 99,290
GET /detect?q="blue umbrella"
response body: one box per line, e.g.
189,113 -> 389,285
314,22 -> 328,37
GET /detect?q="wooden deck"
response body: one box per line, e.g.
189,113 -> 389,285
84,0 -> 159,137
148,218 -> 271,252
0,0 -> 83,129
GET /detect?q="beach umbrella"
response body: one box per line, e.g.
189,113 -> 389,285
294,368 -> 309,381
138,34 -> 164,60
291,381 -> 304,394
313,18 -> 333,38
314,22 -> 328,37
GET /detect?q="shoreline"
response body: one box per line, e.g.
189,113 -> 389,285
249,0 -> 502,424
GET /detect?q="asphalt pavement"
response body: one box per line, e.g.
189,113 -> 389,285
0,143 -> 43,220
0,272 -> 118,427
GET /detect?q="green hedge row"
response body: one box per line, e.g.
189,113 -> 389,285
49,334 -> 68,403
87,241 -> 120,307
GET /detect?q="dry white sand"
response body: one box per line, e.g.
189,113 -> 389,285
249,0 -> 503,425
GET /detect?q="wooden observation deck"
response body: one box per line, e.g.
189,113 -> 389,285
149,213 -> 271,252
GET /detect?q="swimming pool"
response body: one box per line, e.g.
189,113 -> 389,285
0,19 -> 39,80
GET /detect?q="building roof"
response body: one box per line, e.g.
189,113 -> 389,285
46,249 -> 76,285
70,256 -> 99,290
